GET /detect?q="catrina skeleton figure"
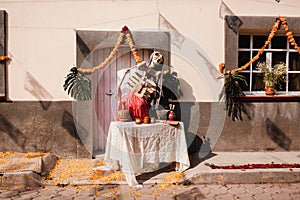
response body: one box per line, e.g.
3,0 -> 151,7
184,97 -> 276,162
123,51 -> 181,120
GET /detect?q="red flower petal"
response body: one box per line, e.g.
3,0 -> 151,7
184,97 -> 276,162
207,163 -> 300,170
121,26 -> 129,33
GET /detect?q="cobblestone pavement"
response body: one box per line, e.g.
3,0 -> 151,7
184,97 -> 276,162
0,183 -> 300,200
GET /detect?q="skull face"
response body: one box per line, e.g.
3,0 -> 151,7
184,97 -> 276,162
150,52 -> 164,66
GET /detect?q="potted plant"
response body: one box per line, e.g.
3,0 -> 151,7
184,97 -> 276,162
256,62 -> 287,95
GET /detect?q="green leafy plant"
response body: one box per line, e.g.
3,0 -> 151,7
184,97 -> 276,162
63,67 -> 91,101
256,61 -> 287,88
219,73 -> 247,121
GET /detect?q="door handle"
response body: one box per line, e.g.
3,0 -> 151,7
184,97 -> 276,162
105,91 -> 113,96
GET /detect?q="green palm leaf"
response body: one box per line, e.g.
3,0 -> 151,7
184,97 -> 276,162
219,73 -> 247,121
63,67 -> 91,101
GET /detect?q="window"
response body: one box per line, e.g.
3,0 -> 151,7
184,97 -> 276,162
225,16 -> 300,98
238,33 -> 300,95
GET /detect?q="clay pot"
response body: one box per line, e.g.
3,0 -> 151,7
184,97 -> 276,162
135,118 -> 142,124
143,116 -> 150,124
150,117 -> 156,123
265,86 -> 276,95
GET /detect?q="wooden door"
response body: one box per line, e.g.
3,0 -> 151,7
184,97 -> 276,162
76,30 -> 170,156
92,47 -> 153,155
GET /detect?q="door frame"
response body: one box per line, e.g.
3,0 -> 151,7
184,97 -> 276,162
75,30 -> 170,156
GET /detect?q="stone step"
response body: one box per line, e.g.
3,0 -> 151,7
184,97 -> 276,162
0,171 -> 42,190
0,153 -> 58,189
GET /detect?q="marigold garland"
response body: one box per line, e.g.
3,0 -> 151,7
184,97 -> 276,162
124,30 -> 143,63
0,56 -> 9,62
219,16 -> 300,75
63,26 -> 144,100
76,26 -> 142,73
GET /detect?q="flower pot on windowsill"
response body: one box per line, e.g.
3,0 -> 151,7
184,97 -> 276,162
264,81 -> 276,95
265,85 -> 276,95
257,62 -> 287,96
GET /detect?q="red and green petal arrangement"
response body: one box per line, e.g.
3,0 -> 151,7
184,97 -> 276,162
205,162 -> 300,170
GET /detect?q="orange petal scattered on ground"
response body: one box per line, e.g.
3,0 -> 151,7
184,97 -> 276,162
24,152 -> 47,158
45,158 -> 126,184
0,152 -> 47,158
0,152 -> 49,172
161,171 -> 185,183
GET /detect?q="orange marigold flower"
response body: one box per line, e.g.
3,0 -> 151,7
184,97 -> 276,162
0,56 -> 9,61
219,63 -> 225,73
286,31 -> 293,36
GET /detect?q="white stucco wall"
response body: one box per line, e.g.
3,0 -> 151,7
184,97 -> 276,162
1,0 -> 300,101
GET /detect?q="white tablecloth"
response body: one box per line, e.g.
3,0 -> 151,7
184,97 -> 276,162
104,121 -> 190,186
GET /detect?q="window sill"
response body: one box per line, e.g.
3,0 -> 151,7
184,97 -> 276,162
0,96 -> 12,102
240,92 -> 300,102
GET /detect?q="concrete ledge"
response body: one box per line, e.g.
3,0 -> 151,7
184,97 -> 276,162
187,169 -> 300,185
0,171 -> 42,190
43,152 -> 300,186
184,151 -> 300,185
0,153 -> 58,175
2,152 -> 300,188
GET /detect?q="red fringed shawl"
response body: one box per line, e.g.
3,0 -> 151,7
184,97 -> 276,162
119,92 -> 149,120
